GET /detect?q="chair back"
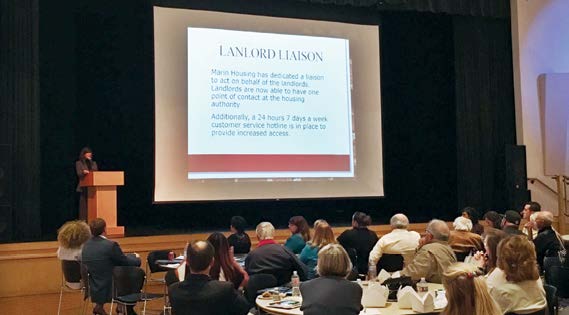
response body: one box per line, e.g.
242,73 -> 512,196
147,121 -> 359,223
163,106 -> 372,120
112,266 -> 145,298
61,260 -> 82,284
377,254 -> 404,272
545,265 -> 569,298
544,284 -> 558,315
244,273 -> 278,306
147,250 -> 174,273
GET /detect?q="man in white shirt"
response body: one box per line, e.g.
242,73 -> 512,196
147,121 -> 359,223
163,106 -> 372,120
368,214 -> 420,268
521,201 -> 541,240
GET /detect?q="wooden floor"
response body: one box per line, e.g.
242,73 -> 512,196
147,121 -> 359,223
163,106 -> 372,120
0,287 -> 167,315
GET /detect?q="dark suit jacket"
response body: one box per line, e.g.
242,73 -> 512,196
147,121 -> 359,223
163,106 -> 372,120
300,276 -> 363,315
245,242 -> 308,285
168,274 -> 250,315
76,159 -> 98,192
534,226 -> 562,271
81,236 -> 140,303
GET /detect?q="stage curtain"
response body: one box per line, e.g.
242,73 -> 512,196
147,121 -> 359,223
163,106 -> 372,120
0,0 -> 42,241
299,0 -> 510,18
453,16 -> 517,211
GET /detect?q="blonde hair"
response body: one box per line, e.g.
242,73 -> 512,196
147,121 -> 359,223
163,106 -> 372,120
309,220 -> 336,249
255,222 -> 275,240
57,220 -> 91,248
496,235 -> 540,282
316,244 -> 352,278
441,263 -> 501,315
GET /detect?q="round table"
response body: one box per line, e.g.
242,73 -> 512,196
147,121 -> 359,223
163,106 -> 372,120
256,283 -> 444,315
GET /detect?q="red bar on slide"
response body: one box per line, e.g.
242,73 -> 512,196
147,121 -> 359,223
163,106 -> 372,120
187,154 -> 350,172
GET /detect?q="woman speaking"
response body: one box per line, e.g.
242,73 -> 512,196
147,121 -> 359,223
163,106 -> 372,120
76,147 -> 98,220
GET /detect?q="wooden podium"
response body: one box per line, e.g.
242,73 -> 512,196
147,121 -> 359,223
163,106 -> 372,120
80,171 -> 125,237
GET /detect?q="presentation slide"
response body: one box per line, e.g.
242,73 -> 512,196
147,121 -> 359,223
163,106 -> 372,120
154,7 -> 383,201
187,28 -> 353,179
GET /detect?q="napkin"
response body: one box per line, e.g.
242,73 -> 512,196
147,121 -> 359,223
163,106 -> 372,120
376,269 -> 402,284
411,291 -> 435,313
360,281 -> 389,307
396,286 -> 416,309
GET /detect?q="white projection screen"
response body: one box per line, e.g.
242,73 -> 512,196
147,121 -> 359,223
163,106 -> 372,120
154,6 -> 383,202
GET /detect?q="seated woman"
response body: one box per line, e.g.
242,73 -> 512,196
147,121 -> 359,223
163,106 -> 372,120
441,263 -> 501,315
490,235 -> 547,314
448,216 -> 484,260
300,244 -> 362,315
461,207 -> 484,235
337,211 -> 379,274
207,232 -> 249,289
227,216 -> 251,254
56,220 -> 91,289
285,216 -> 311,254
472,228 -> 508,290
299,220 -> 336,279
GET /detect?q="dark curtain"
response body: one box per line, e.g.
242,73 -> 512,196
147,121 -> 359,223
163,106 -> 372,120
453,16 -> 517,212
301,0 -> 510,18
0,0 -> 42,241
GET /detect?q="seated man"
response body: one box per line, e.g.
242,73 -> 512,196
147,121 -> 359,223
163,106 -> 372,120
368,213 -> 420,268
448,216 -> 483,257
502,210 -> 524,236
245,222 -> 308,285
401,219 -> 456,283
82,218 -> 141,315
521,201 -> 541,240
169,241 -> 250,315
533,211 -> 562,272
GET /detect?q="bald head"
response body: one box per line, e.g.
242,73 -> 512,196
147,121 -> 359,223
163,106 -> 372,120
535,211 -> 554,230
390,214 -> 410,229
187,240 -> 214,272
427,219 -> 450,241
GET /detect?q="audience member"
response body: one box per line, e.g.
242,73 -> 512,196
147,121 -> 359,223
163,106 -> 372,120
228,216 -> 251,254
501,210 -> 524,236
82,218 -> 141,315
490,235 -> 546,314
169,241 -> 250,315
440,263 -> 501,315
521,201 -> 541,240
56,220 -> 91,289
299,220 -> 336,279
448,216 -> 483,258
368,213 -> 420,268
57,220 -> 91,261
483,211 -> 503,230
245,222 -> 307,285
401,219 -> 457,283
533,211 -> 562,272
472,228 -> 508,290
207,232 -> 249,289
300,244 -> 362,315
285,216 -> 311,254
337,211 -> 379,274
461,207 -> 484,235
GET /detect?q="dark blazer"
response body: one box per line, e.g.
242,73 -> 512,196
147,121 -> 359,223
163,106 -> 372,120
81,236 -> 140,303
75,159 -> 98,192
337,227 -> 379,274
245,243 -> 308,285
300,276 -> 363,315
534,226 -> 562,271
168,273 -> 250,315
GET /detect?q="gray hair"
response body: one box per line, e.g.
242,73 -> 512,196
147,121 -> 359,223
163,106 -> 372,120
453,216 -> 472,231
255,222 -> 275,240
537,211 -> 554,227
427,219 -> 450,241
390,213 -> 409,229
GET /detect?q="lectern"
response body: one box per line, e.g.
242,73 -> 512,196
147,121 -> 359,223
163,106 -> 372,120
80,171 -> 125,237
